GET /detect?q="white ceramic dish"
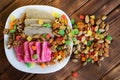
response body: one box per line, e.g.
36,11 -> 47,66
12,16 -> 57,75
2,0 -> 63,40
4,5 -> 73,74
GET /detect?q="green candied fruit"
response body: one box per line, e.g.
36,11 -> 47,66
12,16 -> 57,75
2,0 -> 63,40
57,46 -> 62,50
10,30 -> 16,33
87,41 -> 92,47
96,30 -> 101,34
42,23 -> 51,28
74,29 -> 79,35
25,63 -> 31,68
106,35 -> 112,41
58,30 -> 65,36
73,24 -> 77,29
65,40 -> 71,45
72,37 -> 77,42
32,53 -> 37,60
71,29 -> 79,35
14,25 -> 17,30
86,58 -> 91,63
42,34 -> 46,38
70,19 -> 75,25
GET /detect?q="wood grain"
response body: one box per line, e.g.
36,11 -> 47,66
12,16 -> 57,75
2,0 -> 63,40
0,0 -> 15,13
102,64 -> 120,80
0,0 -> 120,80
49,0 -> 89,15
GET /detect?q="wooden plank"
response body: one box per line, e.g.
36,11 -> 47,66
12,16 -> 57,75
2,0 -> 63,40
0,66 -> 25,80
0,0 -> 15,13
102,64 -> 120,80
95,0 -> 120,16
0,22 -> 4,41
0,41 -> 10,74
1,0 -> 120,80
107,5 -> 120,24
48,0 -> 89,16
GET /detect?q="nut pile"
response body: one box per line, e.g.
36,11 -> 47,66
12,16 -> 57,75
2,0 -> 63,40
48,14 -> 72,64
71,15 -> 112,66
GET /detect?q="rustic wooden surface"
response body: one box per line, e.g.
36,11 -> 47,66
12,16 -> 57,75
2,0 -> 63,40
0,0 -> 120,80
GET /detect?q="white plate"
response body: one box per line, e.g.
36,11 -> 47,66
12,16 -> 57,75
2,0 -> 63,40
4,5 -> 73,74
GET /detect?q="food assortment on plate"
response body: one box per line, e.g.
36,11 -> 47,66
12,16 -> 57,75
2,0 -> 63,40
70,15 -> 112,66
3,8 -> 72,68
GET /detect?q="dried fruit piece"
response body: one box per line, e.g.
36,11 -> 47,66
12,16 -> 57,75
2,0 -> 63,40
71,19 -> 75,25
71,71 -> 78,78
79,15 -> 84,19
58,30 -> 65,36
106,35 -> 112,41
3,29 -> 9,34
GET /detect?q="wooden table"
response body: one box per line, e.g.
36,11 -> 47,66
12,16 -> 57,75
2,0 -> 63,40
0,0 -> 120,80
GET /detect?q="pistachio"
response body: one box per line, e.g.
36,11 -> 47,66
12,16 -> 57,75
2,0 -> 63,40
71,59 -> 78,63
101,15 -> 107,20
100,22 -> 105,28
96,19 -> 102,25
85,15 -> 89,23
105,24 -> 109,31
99,57 -> 104,61
98,40 -> 104,43
82,61 -> 87,66
95,26 -> 99,32
99,29 -> 105,32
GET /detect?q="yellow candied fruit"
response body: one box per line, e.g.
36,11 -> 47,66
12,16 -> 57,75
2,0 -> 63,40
10,15 -> 16,21
83,40 -> 87,45
31,62 -> 35,67
99,34 -> 104,39
94,51 -> 98,56
27,36 -> 32,42
87,30 -> 92,36
38,19 -> 43,25
90,15 -> 95,19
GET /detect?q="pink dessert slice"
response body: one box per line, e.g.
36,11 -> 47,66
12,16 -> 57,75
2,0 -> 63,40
13,42 -> 24,62
35,41 -> 42,62
29,42 -> 37,62
41,41 -> 51,62
24,42 -> 31,62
